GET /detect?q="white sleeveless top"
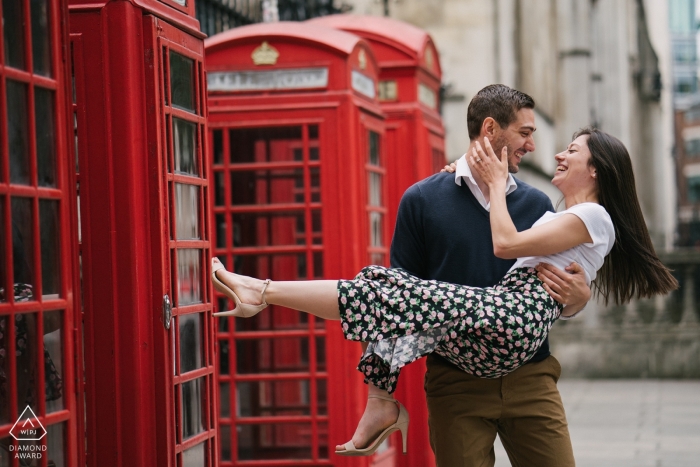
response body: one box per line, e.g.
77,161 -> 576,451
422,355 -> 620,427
509,203 -> 615,285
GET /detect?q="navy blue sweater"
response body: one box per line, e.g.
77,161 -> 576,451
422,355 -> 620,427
390,171 -> 555,363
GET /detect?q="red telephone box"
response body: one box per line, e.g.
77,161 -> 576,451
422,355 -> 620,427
205,22 -> 396,467
1,0 -> 81,465
69,1 -> 216,465
307,15 -> 445,467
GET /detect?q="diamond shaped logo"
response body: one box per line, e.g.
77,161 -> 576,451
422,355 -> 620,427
10,406 -> 47,441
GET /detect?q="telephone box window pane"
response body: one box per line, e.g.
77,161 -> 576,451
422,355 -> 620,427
35,87 -> 56,187
173,118 -> 198,176
16,313 -> 38,414
12,198 -> 35,299
369,172 -> 382,206
182,442 -> 205,467
0,317 -> 9,423
219,382 -> 230,417
319,422 -> 329,459
236,337 -> 308,374
7,81 -> 31,185
229,127 -> 302,164
238,423 -> 312,460
30,0 -> 52,77
309,125 -> 318,140
237,380 -> 310,417
214,172 -> 225,206
218,339 -> 229,375
318,379 -> 327,415
40,200 -> 61,297
236,306 -> 308,333
215,214 -> 226,248
213,130 -> 223,164
370,253 -> 386,265
369,131 -> 380,165
170,51 -> 195,112
44,310 -> 63,412
220,424 -> 232,461
179,313 -> 202,374
0,199 -> 5,302
370,212 -> 383,247
175,183 -> 200,240
177,249 -> 201,306
233,211 -> 305,247
231,169 -> 304,205
313,252 -> 323,278
2,0 -> 26,69
46,422 -> 65,467
316,337 -> 326,372
181,378 -> 204,440
310,167 -> 321,202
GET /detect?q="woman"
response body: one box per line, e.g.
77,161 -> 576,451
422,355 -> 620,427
211,128 -> 678,456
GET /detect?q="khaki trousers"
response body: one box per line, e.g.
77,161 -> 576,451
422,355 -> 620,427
425,354 -> 575,467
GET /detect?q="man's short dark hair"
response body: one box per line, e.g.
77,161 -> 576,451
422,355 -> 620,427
467,84 -> 535,140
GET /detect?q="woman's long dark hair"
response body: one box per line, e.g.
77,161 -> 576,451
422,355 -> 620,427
574,127 -> 678,305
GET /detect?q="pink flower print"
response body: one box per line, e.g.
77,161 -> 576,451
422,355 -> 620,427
498,337 -> 505,345
360,303 -> 367,312
355,313 -> 362,320
403,290 -> 410,298
450,330 -> 457,339
516,316 -> 523,325
466,317 -> 473,325
423,323 -> 430,330
438,312 -> 444,320
399,322 -> 406,329
342,323 -> 349,331
515,341 -> 521,347
421,304 -> 429,312
410,298 -> 418,305
390,323 -> 397,329
341,296 -> 347,305
349,290 -> 356,297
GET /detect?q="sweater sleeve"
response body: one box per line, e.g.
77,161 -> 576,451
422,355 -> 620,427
390,184 -> 427,278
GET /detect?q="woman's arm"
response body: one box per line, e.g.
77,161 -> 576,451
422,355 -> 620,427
472,139 -> 592,259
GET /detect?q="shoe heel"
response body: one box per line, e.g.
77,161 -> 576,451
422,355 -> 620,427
398,422 -> 408,454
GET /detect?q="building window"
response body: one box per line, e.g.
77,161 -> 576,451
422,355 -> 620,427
686,108 -> 700,123
675,76 -> 698,94
688,176 -> 700,202
685,139 -> 700,157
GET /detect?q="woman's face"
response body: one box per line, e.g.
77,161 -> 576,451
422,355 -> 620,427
551,135 -> 596,192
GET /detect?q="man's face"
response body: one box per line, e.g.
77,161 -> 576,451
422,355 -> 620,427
490,108 -> 536,173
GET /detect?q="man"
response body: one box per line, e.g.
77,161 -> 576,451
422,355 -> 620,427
390,84 -> 589,466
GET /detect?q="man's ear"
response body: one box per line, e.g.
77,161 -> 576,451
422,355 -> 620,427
481,117 -> 498,139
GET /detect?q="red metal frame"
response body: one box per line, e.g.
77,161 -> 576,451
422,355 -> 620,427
206,22 -> 396,467
0,0 -> 81,465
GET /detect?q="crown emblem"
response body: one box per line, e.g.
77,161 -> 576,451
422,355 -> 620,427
358,49 -> 367,70
252,41 -> 279,65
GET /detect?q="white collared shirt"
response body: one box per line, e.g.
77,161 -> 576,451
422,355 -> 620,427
454,154 -> 518,211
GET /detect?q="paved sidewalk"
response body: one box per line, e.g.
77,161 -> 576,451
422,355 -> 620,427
493,380 -> 700,467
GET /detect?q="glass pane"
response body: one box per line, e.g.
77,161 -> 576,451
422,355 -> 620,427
181,378 -> 204,440
214,172 -> 225,206
370,253 -> 386,265
369,131 -> 380,165
46,422 -> 65,467
0,436 -> 9,467
170,51 -> 195,112
0,317 -> 9,423
179,313 -> 202,374
313,252 -> 323,279
316,337 -> 326,372
2,0 -> 26,69
0,199 -> 5,302
233,211 -> 305,247
173,118 -> 198,176
212,130 -> 223,164
175,183 -> 199,240
40,200 -> 61,297
309,125 -> 318,140
237,380 -> 310,417
12,198 -> 35,299
35,87 -> 56,187
319,422 -> 329,459
370,212 -> 383,247
318,379 -> 327,416
215,214 -> 226,248
182,442 -> 205,467
44,310 -> 63,412
238,423 -> 312,460
16,313 -> 39,414
230,127 -> 302,164
218,339 -> 229,375
219,382 -> 230,417
162,48 -> 169,106
369,172 -> 382,206
236,337 -> 308,374
310,167 -> 321,202
7,81 -> 31,185
220,424 -> 231,461
30,0 -> 52,76
309,147 -> 319,161
177,249 -> 201,306
231,169 -> 304,205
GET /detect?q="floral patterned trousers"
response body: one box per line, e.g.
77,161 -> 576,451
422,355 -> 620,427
337,266 -> 562,393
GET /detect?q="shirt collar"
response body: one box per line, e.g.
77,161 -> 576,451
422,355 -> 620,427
454,154 -> 518,194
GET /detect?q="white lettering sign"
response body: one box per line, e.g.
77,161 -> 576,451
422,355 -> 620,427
352,70 -> 376,99
418,83 -> 437,109
208,68 -> 329,92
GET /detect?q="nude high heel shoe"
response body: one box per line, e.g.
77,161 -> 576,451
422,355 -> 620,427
211,258 -> 270,318
335,394 -> 410,457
